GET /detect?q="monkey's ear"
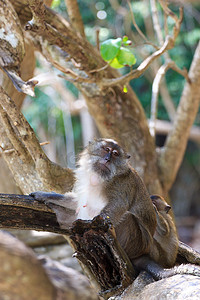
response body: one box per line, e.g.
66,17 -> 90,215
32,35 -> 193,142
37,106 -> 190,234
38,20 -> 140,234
165,205 -> 171,213
126,154 -> 131,159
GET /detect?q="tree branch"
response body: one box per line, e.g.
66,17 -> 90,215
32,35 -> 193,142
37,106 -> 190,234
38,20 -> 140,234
65,0 -> 85,38
149,61 -> 191,137
127,0 -> 158,50
158,41 -> 200,194
0,87 -> 75,193
0,192 -> 136,298
0,193 -> 70,234
100,36 -> 174,87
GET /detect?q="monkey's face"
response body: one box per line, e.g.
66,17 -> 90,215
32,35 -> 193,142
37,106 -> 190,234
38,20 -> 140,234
150,195 -> 171,213
86,139 -> 130,179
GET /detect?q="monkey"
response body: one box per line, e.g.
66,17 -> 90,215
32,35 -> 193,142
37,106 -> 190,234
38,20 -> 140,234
134,195 -> 200,280
30,139 -> 200,281
31,138 -> 157,261
149,194 -> 179,268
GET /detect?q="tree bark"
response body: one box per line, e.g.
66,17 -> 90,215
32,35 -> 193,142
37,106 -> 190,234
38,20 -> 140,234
158,41 -> 200,194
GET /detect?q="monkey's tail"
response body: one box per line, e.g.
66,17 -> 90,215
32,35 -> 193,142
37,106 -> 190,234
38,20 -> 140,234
134,256 -> 200,281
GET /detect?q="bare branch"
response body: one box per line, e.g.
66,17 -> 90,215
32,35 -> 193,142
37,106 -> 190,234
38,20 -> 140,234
158,41 -> 200,194
65,0 -> 85,38
95,28 -> 100,51
128,0 -> 159,49
149,120 -> 200,143
159,0 -> 180,24
150,0 -> 164,45
150,60 -> 191,137
149,62 -> 173,137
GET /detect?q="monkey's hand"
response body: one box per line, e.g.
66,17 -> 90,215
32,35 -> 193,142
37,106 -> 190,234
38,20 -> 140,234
29,191 -> 65,203
93,214 -> 116,238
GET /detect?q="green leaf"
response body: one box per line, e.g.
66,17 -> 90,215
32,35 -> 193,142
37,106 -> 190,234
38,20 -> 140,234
100,38 -> 122,61
116,47 -> 136,66
109,57 -> 124,69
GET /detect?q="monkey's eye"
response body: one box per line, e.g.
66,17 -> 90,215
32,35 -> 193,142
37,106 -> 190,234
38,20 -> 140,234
112,149 -> 119,157
102,146 -> 110,152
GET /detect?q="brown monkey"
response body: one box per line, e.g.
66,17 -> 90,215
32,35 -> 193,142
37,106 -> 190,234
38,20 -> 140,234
31,138 -> 157,261
134,195 -> 200,280
149,195 -> 179,268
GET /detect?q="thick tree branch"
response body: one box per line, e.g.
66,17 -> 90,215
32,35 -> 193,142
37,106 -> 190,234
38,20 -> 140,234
0,193 -> 136,298
1,192 -> 200,299
0,87 -> 75,193
158,41 -> 200,194
0,193 -> 70,234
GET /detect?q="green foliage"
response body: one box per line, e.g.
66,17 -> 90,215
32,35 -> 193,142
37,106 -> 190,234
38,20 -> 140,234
100,38 -> 122,61
100,37 -> 136,69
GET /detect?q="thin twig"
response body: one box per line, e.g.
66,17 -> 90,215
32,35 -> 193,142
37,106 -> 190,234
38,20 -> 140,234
128,0 -> 158,50
170,64 -> 191,84
96,28 -> 100,51
150,0 -> 164,46
40,141 -> 50,146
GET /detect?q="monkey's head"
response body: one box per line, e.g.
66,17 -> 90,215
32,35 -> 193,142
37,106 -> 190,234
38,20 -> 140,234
150,195 -> 171,214
79,138 -> 130,179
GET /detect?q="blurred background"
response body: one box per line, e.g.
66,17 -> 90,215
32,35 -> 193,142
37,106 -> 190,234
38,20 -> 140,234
20,0 -> 200,249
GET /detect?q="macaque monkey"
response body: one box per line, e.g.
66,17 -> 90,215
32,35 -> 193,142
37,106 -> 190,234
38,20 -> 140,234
31,138 -> 157,261
150,194 -> 179,268
30,139 -> 200,280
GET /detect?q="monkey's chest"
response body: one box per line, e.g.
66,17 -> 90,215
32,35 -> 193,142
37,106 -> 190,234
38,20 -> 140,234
76,182 -> 107,220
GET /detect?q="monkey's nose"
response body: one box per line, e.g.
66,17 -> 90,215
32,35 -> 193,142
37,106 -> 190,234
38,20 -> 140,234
105,153 -> 111,162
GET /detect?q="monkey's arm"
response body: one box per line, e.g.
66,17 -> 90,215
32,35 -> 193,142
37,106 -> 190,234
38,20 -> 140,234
30,191 -> 77,228
30,191 -> 66,201
100,198 -> 129,226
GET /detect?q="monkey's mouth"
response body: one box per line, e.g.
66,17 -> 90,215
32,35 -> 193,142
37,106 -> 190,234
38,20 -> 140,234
93,161 -> 111,177
99,163 -> 110,172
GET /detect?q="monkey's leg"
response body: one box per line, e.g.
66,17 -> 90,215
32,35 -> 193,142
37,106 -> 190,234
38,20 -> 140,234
134,255 -> 164,280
